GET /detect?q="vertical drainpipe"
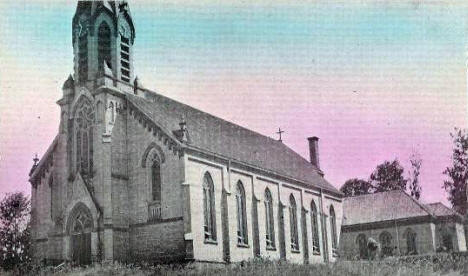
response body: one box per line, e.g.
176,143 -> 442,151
319,188 -> 329,263
395,220 -> 401,255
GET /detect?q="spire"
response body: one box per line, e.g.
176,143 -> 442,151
72,1 -> 135,85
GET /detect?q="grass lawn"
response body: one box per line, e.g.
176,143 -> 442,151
3,256 -> 468,276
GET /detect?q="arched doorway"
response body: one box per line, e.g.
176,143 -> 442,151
67,203 -> 93,265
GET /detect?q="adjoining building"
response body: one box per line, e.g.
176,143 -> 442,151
29,1 -> 343,265
340,190 -> 466,259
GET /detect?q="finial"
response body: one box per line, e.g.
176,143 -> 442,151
276,127 -> 284,142
179,115 -> 187,131
33,153 -> 39,166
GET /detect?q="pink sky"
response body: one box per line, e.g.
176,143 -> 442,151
0,1 -> 467,206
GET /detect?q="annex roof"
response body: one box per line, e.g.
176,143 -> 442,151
424,202 -> 463,220
126,92 -> 341,195
342,190 -> 433,226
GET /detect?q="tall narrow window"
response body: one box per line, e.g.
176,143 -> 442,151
236,181 -> 248,245
75,98 -> 94,176
264,188 -> 275,249
289,194 -> 299,251
98,23 -> 111,70
78,34 -> 88,82
151,154 -> 161,201
120,35 -> 130,82
203,173 -> 216,241
330,205 -> 338,255
311,201 -> 320,254
405,228 -> 417,255
49,176 -> 54,220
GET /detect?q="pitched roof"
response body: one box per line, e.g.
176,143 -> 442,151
342,190 -> 433,226
424,202 -> 462,219
126,92 -> 340,195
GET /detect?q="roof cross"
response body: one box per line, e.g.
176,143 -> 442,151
276,127 -> 284,142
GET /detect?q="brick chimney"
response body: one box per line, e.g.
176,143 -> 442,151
307,137 -> 320,169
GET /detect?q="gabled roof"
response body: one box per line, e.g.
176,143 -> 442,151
424,202 -> 463,220
126,92 -> 341,195
342,190 -> 433,226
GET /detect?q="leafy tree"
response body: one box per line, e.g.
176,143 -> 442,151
443,128 -> 468,215
340,178 -> 373,197
370,159 -> 408,193
408,152 -> 422,200
0,192 -> 31,271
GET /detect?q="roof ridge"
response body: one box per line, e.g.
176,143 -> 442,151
135,90 -> 321,172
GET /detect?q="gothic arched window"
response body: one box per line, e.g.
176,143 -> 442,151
75,99 -> 94,176
379,231 -> 393,257
330,205 -> 338,254
49,176 -> 55,220
311,200 -> 320,254
405,228 -> 417,255
151,154 -> 161,202
356,233 -> 368,259
264,188 -> 275,249
202,173 -> 216,241
236,181 -> 248,245
98,22 -> 111,69
289,194 -> 299,251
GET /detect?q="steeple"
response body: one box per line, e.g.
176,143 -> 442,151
72,1 -> 135,85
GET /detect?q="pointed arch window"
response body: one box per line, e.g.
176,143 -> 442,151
264,188 -> 275,249
289,194 -> 299,251
330,205 -> 338,255
151,154 -> 161,202
75,99 -> 94,176
202,173 -> 216,242
379,231 -> 393,257
356,233 -> 368,259
236,181 -> 248,245
98,22 -> 111,70
311,200 -> 320,254
405,228 -> 417,255
78,33 -> 88,82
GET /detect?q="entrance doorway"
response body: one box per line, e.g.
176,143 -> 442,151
68,203 -> 93,265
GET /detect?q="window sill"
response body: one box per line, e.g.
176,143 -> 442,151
204,239 -> 218,245
266,246 -> 277,251
237,243 -> 250,248
313,251 -> 321,256
291,249 -> 301,254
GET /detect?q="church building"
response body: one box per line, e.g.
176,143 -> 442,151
29,1 -> 343,265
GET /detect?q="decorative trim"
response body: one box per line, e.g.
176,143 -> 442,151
256,176 -> 279,185
187,157 -> 223,170
341,215 -> 434,232
324,195 -> 342,203
282,183 -> 302,192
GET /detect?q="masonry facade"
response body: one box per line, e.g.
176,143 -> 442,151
340,190 -> 466,260
29,1 -> 343,265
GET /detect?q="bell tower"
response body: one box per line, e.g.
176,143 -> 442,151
72,1 -> 135,86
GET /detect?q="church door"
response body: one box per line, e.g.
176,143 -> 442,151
69,206 -> 93,265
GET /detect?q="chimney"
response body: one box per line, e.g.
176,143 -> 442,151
307,136 -> 320,169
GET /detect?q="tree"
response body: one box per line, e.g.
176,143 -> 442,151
340,178 -> 373,197
408,152 -> 422,200
443,128 -> 468,215
370,159 -> 408,193
0,192 -> 31,271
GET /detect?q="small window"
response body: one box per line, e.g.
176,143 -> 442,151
405,228 -> 417,255
289,194 -> 299,251
203,172 -> 216,242
379,231 -> 393,257
356,233 -> 368,259
311,201 -> 320,254
236,181 -> 248,245
264,188 -> 275,249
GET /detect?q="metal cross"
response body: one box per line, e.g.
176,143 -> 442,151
276,128 -> 284,142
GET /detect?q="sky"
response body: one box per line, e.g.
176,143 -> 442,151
0,0 -> 467,206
